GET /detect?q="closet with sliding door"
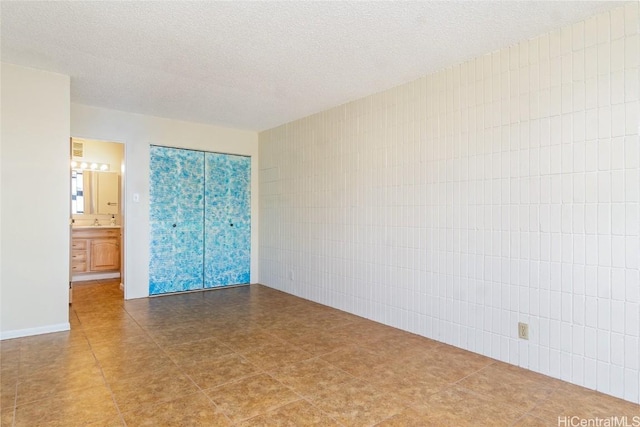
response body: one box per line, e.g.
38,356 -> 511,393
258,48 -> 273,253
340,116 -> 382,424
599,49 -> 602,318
149,145 -> 251,295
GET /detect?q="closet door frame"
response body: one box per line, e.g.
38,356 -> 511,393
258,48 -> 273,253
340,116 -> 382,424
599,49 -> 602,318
204,152 -> 251,288
149,145 -> 251,295
149,145 -> 206,295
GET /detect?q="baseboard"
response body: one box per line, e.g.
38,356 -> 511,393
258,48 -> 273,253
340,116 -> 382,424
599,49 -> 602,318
1,322 -> 71,340
72,272 -> 120,282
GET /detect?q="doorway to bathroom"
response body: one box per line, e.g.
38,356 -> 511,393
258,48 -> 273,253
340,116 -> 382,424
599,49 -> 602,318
69,137 -> 125,303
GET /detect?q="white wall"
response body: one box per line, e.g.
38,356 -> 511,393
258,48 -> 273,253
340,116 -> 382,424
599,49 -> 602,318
259,4 -> 640,403
1,63 -> 71,339
71,104 -> 259,299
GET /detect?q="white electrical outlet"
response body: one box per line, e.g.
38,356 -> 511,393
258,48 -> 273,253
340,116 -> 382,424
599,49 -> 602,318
518,322 -> 529,340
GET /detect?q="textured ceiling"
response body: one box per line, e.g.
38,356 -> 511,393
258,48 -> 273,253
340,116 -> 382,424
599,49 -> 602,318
1,1 -> 625,131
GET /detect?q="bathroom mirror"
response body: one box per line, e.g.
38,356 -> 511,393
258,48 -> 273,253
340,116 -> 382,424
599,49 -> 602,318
71,170 -> 119,215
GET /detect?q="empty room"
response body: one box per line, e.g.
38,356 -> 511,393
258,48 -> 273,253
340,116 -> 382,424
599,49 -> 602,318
1,1 -> 639,425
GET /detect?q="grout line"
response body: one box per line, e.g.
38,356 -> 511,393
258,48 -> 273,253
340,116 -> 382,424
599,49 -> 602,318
73,289 -> 128,427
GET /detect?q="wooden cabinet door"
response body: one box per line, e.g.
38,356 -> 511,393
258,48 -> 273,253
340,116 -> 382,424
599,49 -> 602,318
90,239 -> 120,271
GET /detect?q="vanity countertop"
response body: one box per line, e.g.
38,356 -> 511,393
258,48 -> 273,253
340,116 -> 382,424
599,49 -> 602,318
72,225 -> 121,229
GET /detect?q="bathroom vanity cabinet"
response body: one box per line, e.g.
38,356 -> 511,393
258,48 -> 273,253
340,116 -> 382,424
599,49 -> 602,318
71,227 -> 120,274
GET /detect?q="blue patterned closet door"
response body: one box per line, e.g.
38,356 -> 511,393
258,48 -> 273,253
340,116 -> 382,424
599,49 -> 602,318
149,146 -> 205,295
204,153 -> 251,287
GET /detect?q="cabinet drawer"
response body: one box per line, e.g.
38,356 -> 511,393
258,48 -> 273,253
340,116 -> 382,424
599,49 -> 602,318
71,250 -> 87,262
73,229 -> 120,239
71,239 -> 87,250
71,262 -> 87,272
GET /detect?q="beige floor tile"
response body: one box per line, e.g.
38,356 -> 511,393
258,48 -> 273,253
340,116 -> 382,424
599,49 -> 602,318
411,385 -> 524,426
511,414 -> 551,426
206,373 -> 299,422
275,328 -> 351,356
164,337 -> 234,366
239,399 -> 340,426
0,350 -> 20,375
1,408 -> 14,427
6,281 -> 632,426
320,345 -> 392,378
16,361 -> 105,405
18,346 -> 97,373
457,362 -> 559,412
121,391 -> 231,426
109,367 -> 199,413
374,407 -> 433,427
90,336 -> 161,363
0,378 -> 16,411
183,353 -> 260,390
241,340 -> 313,370
13,384 -> 118,427
370,363 -> 452,405
216,329 -> 284,353
307,377 -> 407,427
99,353 -> 176,382
18,329 -> 89,351
530,383 -> 640,422
404,344 -> 494,382
81,323 -> 147,345
85,414 -> 126,427
147,322 -> 218,346
269,357 -> 354,397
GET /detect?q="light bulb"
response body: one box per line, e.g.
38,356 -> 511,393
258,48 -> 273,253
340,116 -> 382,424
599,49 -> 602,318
100,164 -> 108,171
81,162 -> 88,169
71,161 -> 78,168
90,163 -> 98,170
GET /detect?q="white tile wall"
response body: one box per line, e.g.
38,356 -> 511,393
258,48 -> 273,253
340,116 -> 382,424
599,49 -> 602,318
259,4 -> 640,404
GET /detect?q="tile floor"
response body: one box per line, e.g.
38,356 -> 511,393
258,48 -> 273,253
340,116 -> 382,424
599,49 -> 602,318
1,280 -> 638,426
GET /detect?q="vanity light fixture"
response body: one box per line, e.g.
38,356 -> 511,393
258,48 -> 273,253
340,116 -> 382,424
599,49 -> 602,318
71,160 -> 110,171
